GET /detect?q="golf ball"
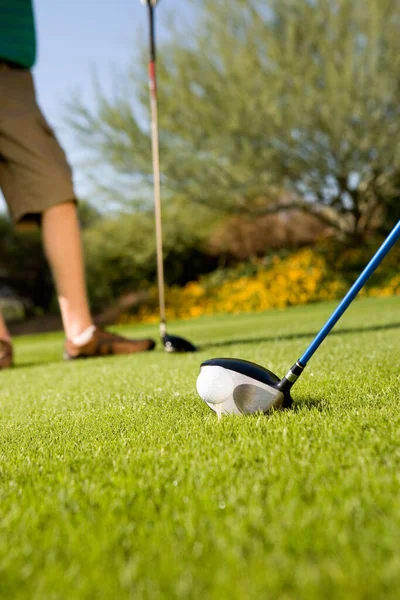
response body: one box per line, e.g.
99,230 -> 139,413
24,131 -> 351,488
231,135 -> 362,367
196,366 -> 234,405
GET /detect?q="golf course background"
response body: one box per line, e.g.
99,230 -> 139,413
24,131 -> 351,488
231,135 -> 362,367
1,296 -> 399,598
2,217 -> 400,329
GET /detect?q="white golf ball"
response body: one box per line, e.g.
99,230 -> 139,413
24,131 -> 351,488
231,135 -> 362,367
196,366 -> 234,405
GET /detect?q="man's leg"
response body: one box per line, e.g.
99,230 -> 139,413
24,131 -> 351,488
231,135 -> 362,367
42,200 -> 155,359
41,201 -> 93,340
0,68 -> 154,365
0,311 -> 13,368
0,200 -> 155,368
0,311 -> 11,341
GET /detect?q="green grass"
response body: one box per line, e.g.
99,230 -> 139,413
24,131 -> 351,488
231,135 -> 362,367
1,296 -> 400,599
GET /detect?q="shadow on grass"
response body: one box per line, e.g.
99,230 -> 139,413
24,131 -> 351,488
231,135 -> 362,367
201,320 -> 400,351
12,357 -> 85,369
12,360 -> 59,369
290,396 -> 328,412
13,319 -> 400,369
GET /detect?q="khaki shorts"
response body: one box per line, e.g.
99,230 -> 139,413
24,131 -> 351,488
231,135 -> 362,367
0,61 -> 75,225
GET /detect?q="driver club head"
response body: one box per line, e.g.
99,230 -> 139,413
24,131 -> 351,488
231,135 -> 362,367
162,334 -> 197,353
196,358 -> 292,417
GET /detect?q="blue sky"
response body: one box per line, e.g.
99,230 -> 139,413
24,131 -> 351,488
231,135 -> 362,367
1,0 -> 193,211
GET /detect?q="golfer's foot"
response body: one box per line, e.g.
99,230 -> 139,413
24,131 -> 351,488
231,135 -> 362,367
0,339 -> 13,370
64,327 -> 156,360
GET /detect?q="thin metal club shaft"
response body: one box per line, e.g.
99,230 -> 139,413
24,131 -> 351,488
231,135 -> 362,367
148,4 -> 166,337
298,219 -> 400,366
278,220 -> 400,392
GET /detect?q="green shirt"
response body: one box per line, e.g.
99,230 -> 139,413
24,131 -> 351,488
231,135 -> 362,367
0,0 -> 36,68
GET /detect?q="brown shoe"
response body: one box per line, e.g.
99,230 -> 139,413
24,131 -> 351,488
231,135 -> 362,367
0,339 -> 13,370
64,327 -> 156,360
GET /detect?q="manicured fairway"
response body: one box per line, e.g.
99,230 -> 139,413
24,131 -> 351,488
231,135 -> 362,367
1,296 -> 400,599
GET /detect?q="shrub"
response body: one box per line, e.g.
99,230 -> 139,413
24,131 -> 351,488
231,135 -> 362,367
120,243 -> 400,324
83,209 -> 217,313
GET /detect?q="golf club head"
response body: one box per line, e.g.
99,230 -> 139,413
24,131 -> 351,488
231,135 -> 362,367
162,334 -> 197,353
140,0 -> 159,6
196,358 -> 292,417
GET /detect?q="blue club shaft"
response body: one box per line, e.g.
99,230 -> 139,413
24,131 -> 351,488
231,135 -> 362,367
299,220 -> 400,366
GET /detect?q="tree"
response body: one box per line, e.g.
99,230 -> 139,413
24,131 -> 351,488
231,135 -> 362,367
82,206 -> 218,312
66,0 -> 400,238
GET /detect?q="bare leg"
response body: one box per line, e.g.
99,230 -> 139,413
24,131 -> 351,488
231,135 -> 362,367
42,201 -> 93,340
0,311 -> 11,341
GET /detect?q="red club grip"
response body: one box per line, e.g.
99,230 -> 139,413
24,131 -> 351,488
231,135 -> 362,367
149,60 -> 157,96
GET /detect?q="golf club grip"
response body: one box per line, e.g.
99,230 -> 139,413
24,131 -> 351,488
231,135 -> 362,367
147,3 -> 166,329
148,4 -> 156,63
299,220 -> 400,366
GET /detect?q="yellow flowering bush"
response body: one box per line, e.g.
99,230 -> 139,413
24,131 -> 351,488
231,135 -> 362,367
363,273 -> 400,298
118,246 -> 400,325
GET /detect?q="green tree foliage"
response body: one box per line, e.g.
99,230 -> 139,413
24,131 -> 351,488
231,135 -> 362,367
82,205 -> 218,313
66,0 -> 400,238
